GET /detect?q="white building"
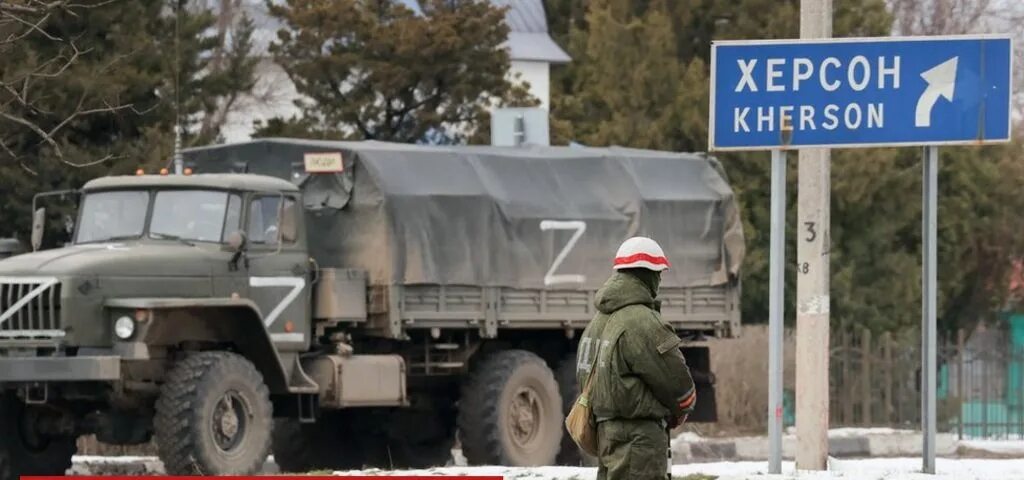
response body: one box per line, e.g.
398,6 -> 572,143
219,0 -> 570,143
490,0 -> 572,110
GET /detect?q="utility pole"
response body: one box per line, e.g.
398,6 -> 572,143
795,0 -> 832,471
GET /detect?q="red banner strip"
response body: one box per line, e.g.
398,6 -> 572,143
24,477 -> 505,480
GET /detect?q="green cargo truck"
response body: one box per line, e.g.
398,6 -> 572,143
0,140 -> 744,478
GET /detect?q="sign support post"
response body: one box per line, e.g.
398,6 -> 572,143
922,146 -> 938,474
768,148 -> 786,475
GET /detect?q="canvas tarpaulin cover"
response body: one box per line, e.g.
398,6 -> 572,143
182,139 -> 744,290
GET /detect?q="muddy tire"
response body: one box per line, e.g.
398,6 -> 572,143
271,414 -> 364,472
0,395 -> 76,480
155,352 -> 272,475
457,349 -> 563,466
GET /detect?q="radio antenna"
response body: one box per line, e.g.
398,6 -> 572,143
172,0 -> 183,175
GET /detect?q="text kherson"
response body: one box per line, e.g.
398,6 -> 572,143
729,55 -> 900,133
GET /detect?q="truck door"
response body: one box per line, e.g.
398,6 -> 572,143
244,193 -> 311,353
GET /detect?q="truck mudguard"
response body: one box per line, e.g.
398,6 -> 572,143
105,298 -> 295,393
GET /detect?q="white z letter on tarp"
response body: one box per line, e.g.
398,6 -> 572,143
540,220 -> 587,286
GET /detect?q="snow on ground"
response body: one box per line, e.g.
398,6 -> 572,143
327,458 -> 1024,479
73,456 -> 157,463
69,456 -> 1024,479
825,428 -> 917,438
960,440 -> 1024,455
780,427 -> 916,438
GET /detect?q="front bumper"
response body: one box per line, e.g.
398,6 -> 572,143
0,356 -> 121,382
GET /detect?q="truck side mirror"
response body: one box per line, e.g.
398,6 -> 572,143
31,208 -> 45,252
226,230 -> 248,253
226,230 -> 248,271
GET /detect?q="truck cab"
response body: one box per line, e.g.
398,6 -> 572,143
0,173 -> 317,479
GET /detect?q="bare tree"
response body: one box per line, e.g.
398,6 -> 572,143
889,0 -> 1024,116
180,0 -> 290,143
0,1 -> 141,170
889,0 -> 996,35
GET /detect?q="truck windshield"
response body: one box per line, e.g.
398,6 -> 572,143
150,190 -> 237,243
75,191 -> 149,243
75,189 -> 241,245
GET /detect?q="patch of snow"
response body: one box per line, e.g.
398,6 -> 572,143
960,440 -> 1024,455
827,428 -> 916,438
329,458 -> 1024,479
333,466 -> 590,479
72,456 -> 159,463
673,431 -> 705,443
782,426 -> 917,438
70,454 -> 1024,479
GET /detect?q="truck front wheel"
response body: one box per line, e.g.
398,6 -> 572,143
457,349 -> 563,466
155,352 -> 272,475
0,395 -> 77,480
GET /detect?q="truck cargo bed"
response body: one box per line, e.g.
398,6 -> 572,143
365,283 -> 740,339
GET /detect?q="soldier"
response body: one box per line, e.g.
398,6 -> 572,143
577,236 -> 697,480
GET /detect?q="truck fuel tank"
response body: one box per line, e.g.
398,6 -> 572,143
302,353 -> 407,408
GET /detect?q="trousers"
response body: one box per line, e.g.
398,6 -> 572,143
595,418 -> 669,480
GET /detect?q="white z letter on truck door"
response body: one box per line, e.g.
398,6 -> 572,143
540,220 -> 587,286
249,276 -> 306,327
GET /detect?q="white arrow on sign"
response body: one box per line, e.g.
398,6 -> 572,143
915,57 -> 959,128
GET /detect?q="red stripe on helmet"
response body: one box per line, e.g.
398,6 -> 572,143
613,252 -> 670,267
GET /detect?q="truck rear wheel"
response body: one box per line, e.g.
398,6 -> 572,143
0,395 -> 77,480
155,352 -> 272,475
457,349 -> 562,466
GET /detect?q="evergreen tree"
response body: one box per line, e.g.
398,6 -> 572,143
553,0 -> 685,150
260,0 -> 534,143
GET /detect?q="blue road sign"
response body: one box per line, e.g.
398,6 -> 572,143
709,35 -> 1013,150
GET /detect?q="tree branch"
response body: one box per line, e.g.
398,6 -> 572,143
0,110 -> 63,155
2,10 -> 60,41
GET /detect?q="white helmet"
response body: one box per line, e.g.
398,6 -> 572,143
612,236 -> 670,272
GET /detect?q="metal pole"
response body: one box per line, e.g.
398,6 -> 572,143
796,0 -> 832,471
769,148 -> 786,474
922,146 -> 938,474
173,126 -> 184,175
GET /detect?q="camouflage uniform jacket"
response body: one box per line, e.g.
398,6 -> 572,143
577,272 -> 696,422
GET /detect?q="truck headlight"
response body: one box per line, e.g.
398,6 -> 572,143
114,316 -> 135,339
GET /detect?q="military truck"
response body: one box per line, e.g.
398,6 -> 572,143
0,139 -> 744,478
0,239 -> 24,260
